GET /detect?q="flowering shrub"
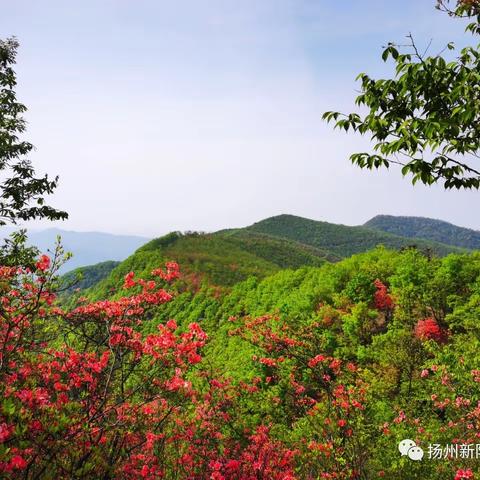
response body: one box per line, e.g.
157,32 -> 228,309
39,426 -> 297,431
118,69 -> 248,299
415,317 -> 447,343
0,257 -> 300,479
455,469 -> 474,480
231,315 -> 371,479
373,279 -> 394,311
0,258 -> 207,478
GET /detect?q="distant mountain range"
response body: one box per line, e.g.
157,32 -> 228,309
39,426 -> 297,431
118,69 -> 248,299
0,227 -> 149,273
364,215 -> 480,250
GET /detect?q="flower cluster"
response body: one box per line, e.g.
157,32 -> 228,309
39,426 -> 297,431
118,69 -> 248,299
373,279 -> 394,311
415,317 -> 447,343
0,256 -> 302,479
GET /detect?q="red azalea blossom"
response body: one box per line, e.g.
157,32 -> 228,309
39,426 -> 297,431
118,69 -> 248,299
308,354 -> 326,368
166,319 -> 177,330
123,271 -> 136,289
414,317 -> 447,343
151,261 -> 180,282
455,469 -> 474,480
373,279 -> 393,310
9,455 -> 27,470
35,254 -> 50,272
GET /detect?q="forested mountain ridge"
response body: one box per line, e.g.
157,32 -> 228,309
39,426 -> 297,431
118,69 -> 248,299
85,231 -> 334,298
365,214 -> 480,250
71,214 -> 465,296
215,229 -> 341,264
228,214 -> 463,257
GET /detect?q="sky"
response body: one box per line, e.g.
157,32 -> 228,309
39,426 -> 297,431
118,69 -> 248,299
1,0 -> 479,236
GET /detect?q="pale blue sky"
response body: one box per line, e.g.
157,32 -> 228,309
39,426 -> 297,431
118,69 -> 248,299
1,0 -> 479,235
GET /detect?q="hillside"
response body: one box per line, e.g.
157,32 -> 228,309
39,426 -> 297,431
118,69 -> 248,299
80,215 -> 464,297
364,214 -> 480,250
229,214 -> 463,258
124,247 -> 480,381
60,260 -> 120,294
216,229 -> 341,264
87,231 -> 333,297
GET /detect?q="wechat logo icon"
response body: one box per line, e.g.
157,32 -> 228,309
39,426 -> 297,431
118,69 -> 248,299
398,439 -> 424,461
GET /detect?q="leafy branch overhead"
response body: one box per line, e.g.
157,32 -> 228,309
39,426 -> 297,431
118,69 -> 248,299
323,0 -> 480,189
0,38 -> 67,225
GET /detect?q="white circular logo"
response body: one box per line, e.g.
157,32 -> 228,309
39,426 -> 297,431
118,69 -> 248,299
398,439 -> 424,461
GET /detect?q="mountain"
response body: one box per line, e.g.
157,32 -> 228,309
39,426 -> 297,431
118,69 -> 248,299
88,231 -> 333,297
216,230 -> 340,265
227,214 -> 463,258
4,216 -> 465,282
0,228 -> 150,273
82,214 -> 465,299
364,215 -> 480,250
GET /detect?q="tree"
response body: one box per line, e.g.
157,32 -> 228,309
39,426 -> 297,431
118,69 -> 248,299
323,1 -> 480,189
0,37 -> 67,225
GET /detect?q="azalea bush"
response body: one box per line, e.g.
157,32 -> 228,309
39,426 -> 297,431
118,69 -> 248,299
0,255 -> 204,478
230,314 -> 373,479
0,254 -> 299,479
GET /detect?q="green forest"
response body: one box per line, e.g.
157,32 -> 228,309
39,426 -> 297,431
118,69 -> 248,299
56,225 -> 480,479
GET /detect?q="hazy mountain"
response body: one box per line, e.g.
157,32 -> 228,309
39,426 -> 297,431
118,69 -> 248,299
364,215 -> 480,251
0,227 -> 150,272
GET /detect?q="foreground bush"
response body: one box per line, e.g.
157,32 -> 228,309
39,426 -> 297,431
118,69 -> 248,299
0,257 -> 298,479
